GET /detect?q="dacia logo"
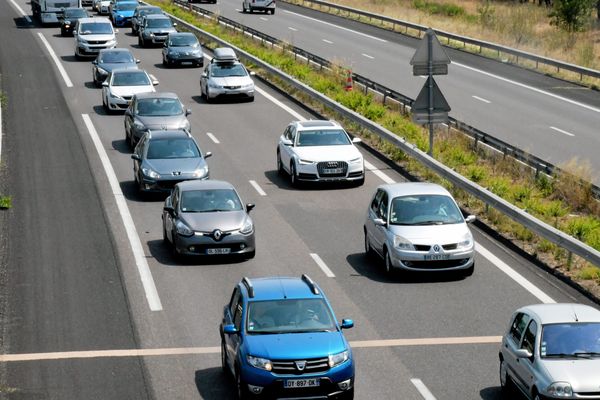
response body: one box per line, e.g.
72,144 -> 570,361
294,360 -> 306,371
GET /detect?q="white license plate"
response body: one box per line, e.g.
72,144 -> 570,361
424,254 -> 450,261
323,168 -> 343,174
182,61 -> 193,65
284,378 -> 320,389
207,248 -> 231,255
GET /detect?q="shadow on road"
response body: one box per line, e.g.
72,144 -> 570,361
146,238 -> 252,267
195,367 -> 236,399
263,169 -> 362,192
480,386 -> 506,400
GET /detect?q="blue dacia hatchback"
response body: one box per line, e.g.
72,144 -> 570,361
220,275 -> 355,399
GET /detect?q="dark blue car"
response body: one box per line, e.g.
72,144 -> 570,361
220,275 -> 355,399
111,1 -> 138,27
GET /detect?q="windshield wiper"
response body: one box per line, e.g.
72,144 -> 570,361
412,220 -> 444,225
573,352 -> 600,358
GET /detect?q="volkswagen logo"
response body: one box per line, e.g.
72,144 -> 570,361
294,360 -> 306,371
213,229 -> 223,241
433,244 -> 440,253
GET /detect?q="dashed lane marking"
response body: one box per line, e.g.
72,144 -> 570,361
206,132 -> 220,143
549,126 -> 575,137
249,180 -> 267,196
411,379 -> 437,400
310,253 -> 335,278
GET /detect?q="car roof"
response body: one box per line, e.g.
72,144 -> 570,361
147,130 -> 191,140
145,13 -> 170,20
135,91 -> 179,100
377,182 -> 453,198
295,120 -> 341,130
115,1 -> 138,5
177,179 -> 235,192
78,17 -> 110,23
135,4 -> 159,8
519,303 -> 600,325
242,276 -> 324,302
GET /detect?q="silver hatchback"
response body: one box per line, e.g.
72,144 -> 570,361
500,303 -> 600,400
363,182 -> 475,276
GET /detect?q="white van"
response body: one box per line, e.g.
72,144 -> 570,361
242,0 -> 275,14
74,18 -> 117,59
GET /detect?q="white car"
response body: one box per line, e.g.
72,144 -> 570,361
97,0 -> 112,14
276,120 -> 365,186
102,68 -> 158,113
242,0 -> 275,14
73,17 -> 116,59
200,48 -> 254,102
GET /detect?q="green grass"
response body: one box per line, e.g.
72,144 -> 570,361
578,266 -> 600,281
0,196 -> 11,209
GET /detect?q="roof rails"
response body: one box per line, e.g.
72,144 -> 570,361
242,276 -> 254,298
301,274 -> 319,295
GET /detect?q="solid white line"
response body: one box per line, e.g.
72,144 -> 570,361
310,253 -> 335,278
288,26 -> 298,31
454,61 -> 600,114
476,244 -> 555,304
7,0 -> 32,22
249,180 -> 267,196
362,53 -> 374,59
322,39 -> 333,44
550,126 -> 575,137
37,33 -> 73,88
411,379 -> 437,400
472,95 -> 491,104
259,17 -> 268,21
364,160 -> 395,184
82,114 -> 163,311
283,9 -> 387,43
206,132 -> 220,143
255,87 -> 306,120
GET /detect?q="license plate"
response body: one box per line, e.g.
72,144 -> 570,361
182,61 -> 193,65
323,168 -> 343,174
424,254 -> 450,261
207,248 -> 231,255
284,378 -> 320,389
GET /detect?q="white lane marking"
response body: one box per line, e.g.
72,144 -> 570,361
37,33 -> 73,88
82,114 -> 163,311
259,17 -> 268,21
283,9 -> 387,43
255,86 -> 306,120
206,132 -> 220,143
411,379 -> 437,400
288,26 -> 298,31
472,95 -> 491,104
477,244 -> 555,304
364,160 -> 395,184
310,253 -> 335,278
322,39 -> 333,44
7,0 -> 32,22
454,61 -> 600,114
362,53 -> 374,59
235,8 -> 241,11
249,180 -> 267,196
550,126 -> 575,137
0,336 -> 502,362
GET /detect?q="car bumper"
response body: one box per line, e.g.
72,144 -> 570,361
207,87 -> 254,99
387,245 -> 475,272
143,34 -> 169,44
78,42 -> 116,57
106,95 -> 132,110
113,17 -> 132,26
297,162 -> 364,182
140,174 -> 207,193
173,230 -> 255,256
165,54 -> 204,66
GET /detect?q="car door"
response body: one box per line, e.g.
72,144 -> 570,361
200,64 -> 209,94
222,287 -> 241,373
513,319 -> 539,396
225,291 -> 244,372
502,312 -> 531,393
365,189 -> 384,255
132,134 -> 146,178
280,125 -> 296,171
373,190 -> 389,254
124,97 -> 136,136
164,186 -> 179,242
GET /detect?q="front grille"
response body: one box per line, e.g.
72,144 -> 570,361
224,85 -> 241,90
271,357 -> 329,375
402,259 -> 470,269
298,173 -> 317,180
190,243 -> 244,254
414,245 -> 431,251
88,40 -> 107,45
317,161 -> 348,177
154,32 -> 168,37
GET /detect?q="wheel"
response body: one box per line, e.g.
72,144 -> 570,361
462,262 -> 474,277
270,8 -> 275,14
103,95 -> 110,113
205,87 -> 213,103
364,231 -> 374,257
221,341 -> 230,375
499,359 -> 514,394
236,370 -> 249,400
138,36 -> 144,47
162,55 -> 168,67
136,174 -> 145,192
384,249 -> 393,274
93,74 -> 100,88
247,95 -> 254,102
241,3 -> 246,12
162,223 -> 168,244
60,29 -> 66,36
276,150 -> 284,175
290,162 -> 299,187
126,129 -> 133,149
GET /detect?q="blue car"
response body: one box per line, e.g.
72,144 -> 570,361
220,275 -> 355,399
111,1 -> 138,27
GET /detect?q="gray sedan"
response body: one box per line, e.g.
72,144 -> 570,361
92,48 -> 139,87
500,303 -> 600,400
131,130 -> 211,193
138,14 -> 177,47
124,92 -> 191,148
162,180 -> 256,259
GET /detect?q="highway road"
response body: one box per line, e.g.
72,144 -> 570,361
0,0 -> 598,399
184,0 -> 600,182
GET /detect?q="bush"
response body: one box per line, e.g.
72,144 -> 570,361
550,0 -> 595,32
413,0 -> 465,17
577,266 -> 600,280
466,165 -> 487,182
564,216 -> 600,241
488,176 -> 511,197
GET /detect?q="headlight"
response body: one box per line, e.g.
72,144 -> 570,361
175,220 -> 194,237
242,82 -> 254,89
393,235 -> 414,250
247,355 -> 272,371
208,82 -> 221,89
298,159 -> 315,165
141,167 -> 160,179
78,38 -> 88,44
109,91 -> 122,99
192,166 -> 208,178
117,14 -> 123,18
149,32 -> 155,37
349,157 -> 362,164
547,382 -> 573,397
192,49 -> 201,55
328,350 -> 349,368
96,66 -> 108,76
240,217 -> 253,235
133,120 -> 146,130
456,233 -> 473,250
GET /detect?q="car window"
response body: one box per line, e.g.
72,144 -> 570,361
146,138 -> 199,159
389,194 -> 463,226
509,312 -> 530,344
521,320 -> 537,354
99,51 -> 134,64
296,129 -> 351,147
210,63 -> 247,78
79,22 -> 113,35
136,98 -> 183,116
168,35 -> 199,47
371,189 -> 385,214
541,322 -> 600,357
378,192 -> 388,220
233,299 -> 243,331
147,18 -> 172,28
112,71 -> 150,87
246,298 -> 336,334
180,189 -> 243,213
228,288 -> 240,317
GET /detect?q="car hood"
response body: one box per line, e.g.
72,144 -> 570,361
211,76 -> 253,87
541,359 -> 600,393
136,115 -> 187,129
180,210 -> 246,232
110,85 -> 155,97
97,62 -> 138,73
168,45 -> 201,54
145,27 -> 177,34
388,223 -> 471,244
244,331 -> 347,360
292,145 -> 361,162
79,33 -> 114,42
114,10 -> 135,16
145,158 -> 205,175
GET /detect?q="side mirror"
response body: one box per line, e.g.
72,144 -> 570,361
246,203 -> 255,213
136,59 -> 141,64
163,205 -> 174,214
341,319 -> 354,329
223,324 -> 238,334
281,138 -> 293,146
92,60 -> 98,65
173,22 -> 177,27
515,349 -> 533,359
352,137 -> 362,143
185,109 -> 191,116
201,72 -> 207,78
204,151 -> 212,159
131,154 -> 141,161
373,218 -> 386,227
102,81 -> 109,87
163,42 -> 168,48
465,215 -> 476,224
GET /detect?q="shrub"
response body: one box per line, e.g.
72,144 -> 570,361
550,0 -> 595,32
488,176 -> 511,197
577,266 -> 600,280
466,165 -> 487,182
0,196 -> 11,209
512,184 -> 532,203
564,216 -> 600,241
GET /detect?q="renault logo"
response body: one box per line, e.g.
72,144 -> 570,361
295,360 -> 306,371
213,229 -> 222,240
433,245 -> 440,253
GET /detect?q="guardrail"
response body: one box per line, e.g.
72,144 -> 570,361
162,1 -> 600,267
282,0 -> 600,82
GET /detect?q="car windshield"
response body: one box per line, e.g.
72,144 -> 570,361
296,129 -> 351,147
146,138 -> 200,160
247,299 -> 337,334
211,63 -> 247,78
79,22 -> 113,35
169,36 -> 199,47
99,51 -> 134,64
116,3 -> 137,11
147,18 -> 172,28
136,98 -> 183,116
180,189 -> 243,213
541,323 -> 600,358
64,9 -> 87,18
112,71 -> 150,86
389,194 -> 464,225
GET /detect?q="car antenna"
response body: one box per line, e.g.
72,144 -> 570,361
572,305 -> 579,322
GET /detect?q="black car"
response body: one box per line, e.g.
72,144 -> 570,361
60,8 -> 89,36
162,32 -> 204,68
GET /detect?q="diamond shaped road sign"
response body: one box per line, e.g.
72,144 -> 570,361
411,76 -> 451,124
410,29 -> 451,76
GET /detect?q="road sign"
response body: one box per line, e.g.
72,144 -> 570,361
411,76 -> 450,124
410,29 -> 450,76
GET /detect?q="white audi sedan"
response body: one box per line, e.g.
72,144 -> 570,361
276,120 -> 365,187
102,68 -> 157,113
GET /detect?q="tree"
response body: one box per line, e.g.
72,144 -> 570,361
549,0 -> 595,31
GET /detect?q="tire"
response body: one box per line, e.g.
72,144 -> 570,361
162,55 -> 168,67
277,150 -> 284,175
236,370 -> 249,400
270,8 -> 275,14
355,176 -> 365,186
138,36 -> 143,47
136,174 -> 145,192
247,95 -> 254,102
241,3 -> 246,12
221,341 -> 230,375
126,130 -> 133,149
290,162 -> 299,187
103,95 -> 110,113
205,87 -> 213,103
364,231 -> 374,257
384,249 -> 393,274
499,359 -> 514,394
162,223 -> 169,244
